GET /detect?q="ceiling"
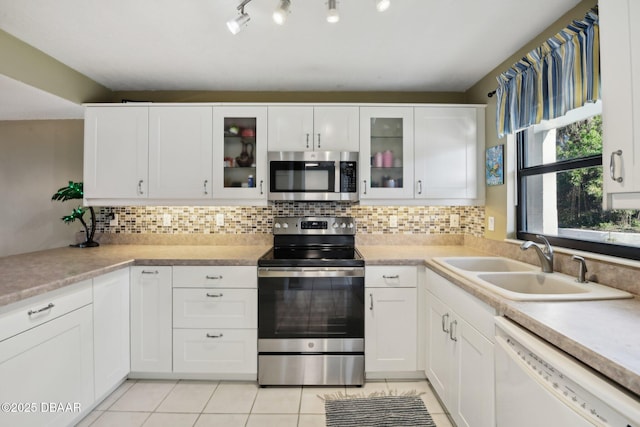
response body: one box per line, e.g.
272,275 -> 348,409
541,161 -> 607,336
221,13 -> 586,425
0,0 -> 581,119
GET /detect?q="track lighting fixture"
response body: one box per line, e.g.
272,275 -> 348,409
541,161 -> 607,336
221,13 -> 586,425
326,0 -> 339,23
226,0 -> 253,35
226,0 -> 388,32
273,0 -> 291,25
376,0 -> 390,12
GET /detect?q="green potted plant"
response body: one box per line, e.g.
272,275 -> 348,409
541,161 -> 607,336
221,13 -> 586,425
52,181 -> 99,248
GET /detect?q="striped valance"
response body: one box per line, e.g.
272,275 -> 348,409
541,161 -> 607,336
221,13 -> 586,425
496,9 -> 600,138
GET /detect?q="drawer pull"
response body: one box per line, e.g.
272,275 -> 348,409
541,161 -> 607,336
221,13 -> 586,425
142,270 -> 159,275
383,275 -> 399,279
206,333 -> 224,339
441,313 -> 450,333
206,275 -> 223,280
206,293 -> 224,298
28,303 -> 54,316
449,320 -> 458,342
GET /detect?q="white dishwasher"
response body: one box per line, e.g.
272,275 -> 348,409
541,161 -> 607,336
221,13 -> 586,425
495,317 -> 640,427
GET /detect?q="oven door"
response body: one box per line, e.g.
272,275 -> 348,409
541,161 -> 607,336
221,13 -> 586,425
257,267 -> 364,342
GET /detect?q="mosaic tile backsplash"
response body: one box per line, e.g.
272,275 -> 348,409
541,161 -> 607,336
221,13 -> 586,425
95,203 -> 485,237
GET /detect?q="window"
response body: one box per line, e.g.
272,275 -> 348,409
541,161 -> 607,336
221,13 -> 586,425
516,103 -> 640,260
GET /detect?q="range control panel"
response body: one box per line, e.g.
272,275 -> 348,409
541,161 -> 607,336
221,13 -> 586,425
273,216 -> 356,235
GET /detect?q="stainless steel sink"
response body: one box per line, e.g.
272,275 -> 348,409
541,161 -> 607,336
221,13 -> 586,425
432,256 -> 633,301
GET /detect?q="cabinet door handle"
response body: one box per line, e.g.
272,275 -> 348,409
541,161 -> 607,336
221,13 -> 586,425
610,150 -> 623,183
369,293 -> 374,310
138,179 -> 144,195
441,313 -> 450,333
306,133 -> 310,149
28,303 -> 54,316
206,293 -> 224,298
259,180 -> 264,195
363,180 -> 367,195
383,274 -> 399,279
206,275 -> 223,280
142,270 -> 159,275
449,320 -> 458,342
206,333 -> 224,339
417,180 -> 423,195
204,179 -> 209,195
317,133 -> 321,149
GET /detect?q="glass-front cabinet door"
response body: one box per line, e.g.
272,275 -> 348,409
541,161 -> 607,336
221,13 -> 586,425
359,107 -> 414,199
212,106 -> 267,200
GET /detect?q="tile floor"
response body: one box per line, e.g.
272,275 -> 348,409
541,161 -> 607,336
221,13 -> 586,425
75,379 -> 454,427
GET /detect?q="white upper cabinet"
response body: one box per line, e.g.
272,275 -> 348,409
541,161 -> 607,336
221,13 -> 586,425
600,0 -> 640,208
414,106 -> 483,200
268,105 -> 359,151
212,106 -> 267,200
148,106 -> 213,199
84,106 -> 149,200
359,106 -> 415,199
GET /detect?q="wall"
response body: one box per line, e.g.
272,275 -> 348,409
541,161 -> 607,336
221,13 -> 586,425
0,120 -> 84,256
465,0 -> 598,240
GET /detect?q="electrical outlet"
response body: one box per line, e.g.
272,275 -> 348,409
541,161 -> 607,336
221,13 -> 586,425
450,214 -> 460,228
162,213 -> 172,227
389,215 -> 398,228
109,213 -> 119,227
488,216 -> 495,231
216,213 -> 225,227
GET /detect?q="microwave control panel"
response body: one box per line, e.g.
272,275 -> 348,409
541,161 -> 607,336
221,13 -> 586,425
340,162 -> 358,193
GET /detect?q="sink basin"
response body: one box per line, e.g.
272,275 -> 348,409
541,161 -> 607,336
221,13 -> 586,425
433,256 -> 536,272
431,256 -> 633,301
475,272 -> 633,301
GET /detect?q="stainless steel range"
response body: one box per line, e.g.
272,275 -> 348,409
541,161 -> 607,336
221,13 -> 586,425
257,216 -> 365,386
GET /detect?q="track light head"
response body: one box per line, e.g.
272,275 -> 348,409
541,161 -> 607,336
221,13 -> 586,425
327,0 -> 339,23
273,0 -> 291,25
227,11 -> 250,34
376,0 -> 390,12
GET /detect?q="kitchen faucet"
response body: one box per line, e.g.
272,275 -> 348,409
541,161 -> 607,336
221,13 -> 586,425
520,235 -> 554,273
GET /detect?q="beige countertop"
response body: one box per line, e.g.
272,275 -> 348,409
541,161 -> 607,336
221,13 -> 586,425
1,243 -> 639,397
0,244 -> 270,307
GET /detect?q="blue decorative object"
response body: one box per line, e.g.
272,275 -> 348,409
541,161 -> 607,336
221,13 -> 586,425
486,145 -> 504,186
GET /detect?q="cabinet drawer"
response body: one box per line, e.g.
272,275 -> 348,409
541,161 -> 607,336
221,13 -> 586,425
173,288 -> 257,329
366,266 -> 417,288
0,280 -> 93,342
173,328 -> 257,374
173,266 -> 257,288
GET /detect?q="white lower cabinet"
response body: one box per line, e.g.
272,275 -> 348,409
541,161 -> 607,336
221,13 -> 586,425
365,266 -> 418,376
0,282 -> 94,427
130,266 -> 173,373
172,266 -> 257,378
426,269 -> 495,427
93,268 -> 130,399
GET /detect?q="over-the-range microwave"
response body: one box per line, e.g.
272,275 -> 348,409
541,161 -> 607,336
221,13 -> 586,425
267,151 -> 358,202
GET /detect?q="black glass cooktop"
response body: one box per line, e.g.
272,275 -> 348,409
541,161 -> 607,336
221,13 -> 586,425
258,246 -> 364,267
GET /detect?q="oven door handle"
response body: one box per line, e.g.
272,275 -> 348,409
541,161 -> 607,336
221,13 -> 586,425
258,267 -> 365,278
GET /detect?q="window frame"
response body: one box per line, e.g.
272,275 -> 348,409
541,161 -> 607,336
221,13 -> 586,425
516,130 -> 640,261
